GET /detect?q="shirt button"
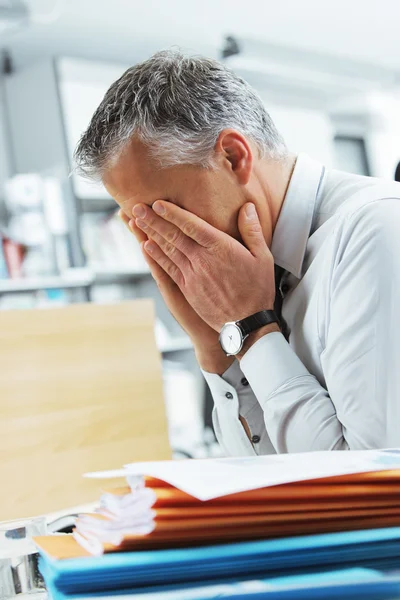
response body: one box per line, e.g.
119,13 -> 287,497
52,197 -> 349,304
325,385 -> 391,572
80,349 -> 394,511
225,392 -> 233,400
241,377 -> 249,387
252,435 -> 261,444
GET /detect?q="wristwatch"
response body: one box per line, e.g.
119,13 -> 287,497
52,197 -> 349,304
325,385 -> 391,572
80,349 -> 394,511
219,310 -> 278,356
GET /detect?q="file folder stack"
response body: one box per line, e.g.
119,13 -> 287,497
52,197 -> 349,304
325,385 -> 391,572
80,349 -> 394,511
35,449 -> 400,599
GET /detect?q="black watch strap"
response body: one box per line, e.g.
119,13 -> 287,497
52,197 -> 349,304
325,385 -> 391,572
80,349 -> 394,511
237,310 -> 278,337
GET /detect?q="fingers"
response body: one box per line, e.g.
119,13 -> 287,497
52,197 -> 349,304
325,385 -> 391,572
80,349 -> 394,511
143,240 -> 184,287
140,201 -> 220,248
140,241 -> 172,286
133,204 -> 197,255
237,203 -> 268,258
118,209 -> 148,244
118,209 -> 130,228
119,208 -> 184,286
135,221 -> 191,271
129,218 -> 149,244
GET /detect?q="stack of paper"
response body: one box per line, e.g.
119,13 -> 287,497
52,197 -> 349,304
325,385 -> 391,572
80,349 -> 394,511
34,449 -> 400,599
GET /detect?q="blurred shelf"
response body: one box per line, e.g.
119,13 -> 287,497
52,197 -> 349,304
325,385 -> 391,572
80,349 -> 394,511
0,272 -> 94,293
77,196 -> 117,213
0,268 -> 152,293
92,267 -> 151,284
159,337 -> 193,354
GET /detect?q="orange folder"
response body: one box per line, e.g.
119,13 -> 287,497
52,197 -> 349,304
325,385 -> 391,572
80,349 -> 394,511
35,469 -> 400,557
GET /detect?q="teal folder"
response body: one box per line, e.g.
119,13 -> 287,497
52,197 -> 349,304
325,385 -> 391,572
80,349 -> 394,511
38,527 -> 400,596
42,568 -> 400,600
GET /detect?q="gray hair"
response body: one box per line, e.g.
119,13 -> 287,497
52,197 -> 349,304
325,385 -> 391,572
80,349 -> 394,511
74,50 -> 287,178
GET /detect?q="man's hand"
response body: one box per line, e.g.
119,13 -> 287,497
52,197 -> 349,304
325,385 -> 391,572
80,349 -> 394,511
119,210 -> 233,374
132,200 -> 276,333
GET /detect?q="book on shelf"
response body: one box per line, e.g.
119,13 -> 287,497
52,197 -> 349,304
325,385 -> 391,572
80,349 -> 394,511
1,237 -> 25,279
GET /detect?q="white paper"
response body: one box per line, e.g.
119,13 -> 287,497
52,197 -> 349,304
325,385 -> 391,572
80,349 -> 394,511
85,448 -> 400,502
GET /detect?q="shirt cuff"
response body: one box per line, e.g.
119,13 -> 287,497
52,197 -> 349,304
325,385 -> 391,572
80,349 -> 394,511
201,360 -> 253,410
201,367 -> 239,410
201,367 -> 257,456
240,331 -> 310,403
220,360 -> 244,389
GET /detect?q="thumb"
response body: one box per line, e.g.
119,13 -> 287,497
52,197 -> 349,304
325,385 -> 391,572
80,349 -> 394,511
238,202 -> 267,256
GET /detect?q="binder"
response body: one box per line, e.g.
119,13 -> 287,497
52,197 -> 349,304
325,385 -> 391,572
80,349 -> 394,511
41,568 -> 400,600
34,451 -> 400,599
55,470 -> 400,555
36,527 -> 400,595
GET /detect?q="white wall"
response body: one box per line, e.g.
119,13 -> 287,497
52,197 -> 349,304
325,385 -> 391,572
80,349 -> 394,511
364,92 -> 400,181
5,60 -> 69,177
56,57 -> 128,200
267,103 -> 335,167
331,91 -> 400,180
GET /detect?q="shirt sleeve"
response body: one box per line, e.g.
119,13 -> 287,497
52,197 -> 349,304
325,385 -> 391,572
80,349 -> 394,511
319,198 -> 400,450
242,198 -> 400,452
201,360 -> 276,456
240,332 -> 347,452
204,198 -> 400,454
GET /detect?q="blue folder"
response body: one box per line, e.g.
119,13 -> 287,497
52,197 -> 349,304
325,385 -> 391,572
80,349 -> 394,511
42,568 -> 400,600
38,527 -> 400,596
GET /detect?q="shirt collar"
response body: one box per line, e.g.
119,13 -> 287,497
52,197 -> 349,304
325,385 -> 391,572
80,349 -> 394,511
271,153 -> 325,279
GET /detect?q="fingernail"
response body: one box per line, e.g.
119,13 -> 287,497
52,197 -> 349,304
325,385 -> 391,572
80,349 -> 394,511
133,205 -> 146,218
145,241 -> 154,254
245,203 -> 257,219
153,202 -> 165,215
136,219 -> 147,230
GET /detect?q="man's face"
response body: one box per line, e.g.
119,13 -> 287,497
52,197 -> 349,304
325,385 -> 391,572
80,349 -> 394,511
103,138 -> 247,241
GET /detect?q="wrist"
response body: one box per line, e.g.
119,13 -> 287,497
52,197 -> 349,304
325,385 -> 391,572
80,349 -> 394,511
237,322 -> 280,360
194,343 -> 234,375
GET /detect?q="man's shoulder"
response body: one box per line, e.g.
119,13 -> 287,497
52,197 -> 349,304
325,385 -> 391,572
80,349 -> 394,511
331,176 -> 400,254
322,168 -> 400,224
340,180 -> 400,224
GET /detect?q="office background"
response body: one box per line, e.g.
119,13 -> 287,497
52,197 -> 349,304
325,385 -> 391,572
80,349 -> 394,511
0,0 -> 399,460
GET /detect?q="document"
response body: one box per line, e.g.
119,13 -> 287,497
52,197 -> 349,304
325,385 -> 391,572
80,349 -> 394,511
85,448 -> 400,501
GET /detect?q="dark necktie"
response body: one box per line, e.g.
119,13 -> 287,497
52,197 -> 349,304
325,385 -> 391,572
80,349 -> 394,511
274,265 -> 289,341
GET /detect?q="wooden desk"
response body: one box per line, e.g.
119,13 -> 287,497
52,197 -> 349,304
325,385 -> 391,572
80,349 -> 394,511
0,300 -> 171,520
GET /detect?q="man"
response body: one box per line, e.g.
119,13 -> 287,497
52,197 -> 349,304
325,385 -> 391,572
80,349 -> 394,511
75,50 -> 400,455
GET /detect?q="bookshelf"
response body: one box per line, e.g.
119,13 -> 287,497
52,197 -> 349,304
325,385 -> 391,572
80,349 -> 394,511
93,267 -> 151,284
2,56 -> 209,458
0,272 -> 93,293
0,268 -> 154,293
1,58 -> 195,348
0,267 -> 154,290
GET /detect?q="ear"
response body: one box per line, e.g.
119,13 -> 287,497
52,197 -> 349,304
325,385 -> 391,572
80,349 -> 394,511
214,129 -> 253,185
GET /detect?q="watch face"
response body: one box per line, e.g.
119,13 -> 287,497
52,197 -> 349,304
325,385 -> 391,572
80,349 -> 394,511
220,323 -> 243,355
